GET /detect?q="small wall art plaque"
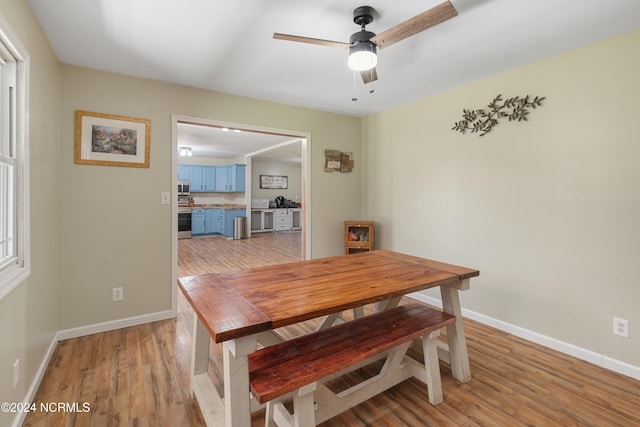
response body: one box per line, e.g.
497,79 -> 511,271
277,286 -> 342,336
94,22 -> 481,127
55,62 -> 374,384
325,150 -> 353,172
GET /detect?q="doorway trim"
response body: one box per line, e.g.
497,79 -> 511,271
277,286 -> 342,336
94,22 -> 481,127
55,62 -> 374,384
170,114 -> 311,315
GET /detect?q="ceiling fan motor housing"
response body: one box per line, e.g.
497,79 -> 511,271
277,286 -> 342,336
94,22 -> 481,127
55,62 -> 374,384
349,30 -> 377,71
353,6 -> 375,27
350,30 -> 376,45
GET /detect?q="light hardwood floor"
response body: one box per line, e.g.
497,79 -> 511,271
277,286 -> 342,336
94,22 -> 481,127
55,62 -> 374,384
25,232 -> 640,426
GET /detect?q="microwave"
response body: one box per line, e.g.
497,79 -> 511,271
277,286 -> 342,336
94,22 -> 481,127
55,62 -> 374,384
178,181 -> 190,196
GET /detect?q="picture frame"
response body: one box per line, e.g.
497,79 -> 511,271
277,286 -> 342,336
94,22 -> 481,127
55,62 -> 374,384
74,110 -> 151,168
260,175 -> 288,189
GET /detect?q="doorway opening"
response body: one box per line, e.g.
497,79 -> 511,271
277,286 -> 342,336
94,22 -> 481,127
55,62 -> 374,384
170,115 -> 311,314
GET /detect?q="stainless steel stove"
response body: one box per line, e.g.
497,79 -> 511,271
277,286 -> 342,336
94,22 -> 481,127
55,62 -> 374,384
178,181 -> 192,239
178,206 -> 192,239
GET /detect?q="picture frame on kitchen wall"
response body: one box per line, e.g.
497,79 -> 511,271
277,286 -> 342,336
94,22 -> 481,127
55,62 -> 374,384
74,110 -> 151,168
259,174 -> 288,189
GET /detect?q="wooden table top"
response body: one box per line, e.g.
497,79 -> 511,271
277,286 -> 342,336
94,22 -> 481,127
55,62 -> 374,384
178,249 -> 479,343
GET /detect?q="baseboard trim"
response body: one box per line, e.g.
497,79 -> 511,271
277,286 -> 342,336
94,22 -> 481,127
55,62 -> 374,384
56,310 -> 174,341
11,310 -> 175,427
409,292 -> 640,381
10,333 -> 59,427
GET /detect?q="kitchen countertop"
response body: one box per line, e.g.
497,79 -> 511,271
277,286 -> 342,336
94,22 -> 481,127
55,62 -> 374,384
191,204 -> 246,210
251,207 -> 301,210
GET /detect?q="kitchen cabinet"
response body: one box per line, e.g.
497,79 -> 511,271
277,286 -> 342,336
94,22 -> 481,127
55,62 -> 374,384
214,167 -> 227,192
251,208 -> 301,233
177,165 -> 190,181
223,209 -> 245,238
290,208 -> 301,230
206,209 -> 224,235
215,164 -> 246,192
250,210 -> 263,232
344,220 -> 374,255
192,209 -> 206,236
188,165 -> 216,192
193,208 -> 245,237
226,164 -> 246,192
251,209 -> 273,233
178,164 -> 245,193
274,209 -> 291,231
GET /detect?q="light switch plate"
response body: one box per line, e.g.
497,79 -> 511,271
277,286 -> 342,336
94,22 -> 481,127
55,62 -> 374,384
161,191 -> 170,205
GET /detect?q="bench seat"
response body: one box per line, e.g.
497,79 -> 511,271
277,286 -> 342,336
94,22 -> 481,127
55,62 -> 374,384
248,302 -> 455,426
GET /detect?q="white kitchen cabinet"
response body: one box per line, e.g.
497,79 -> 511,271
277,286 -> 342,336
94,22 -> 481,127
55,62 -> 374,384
263,210 -> 274,231
274,209 -> 291,231
289,208 -> 301,230
251,209 -> 274,233
251,208 -> 301,233
250,210 -> 263,232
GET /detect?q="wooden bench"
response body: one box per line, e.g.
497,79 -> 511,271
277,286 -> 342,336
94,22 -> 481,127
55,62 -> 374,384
248,302 -> 456,427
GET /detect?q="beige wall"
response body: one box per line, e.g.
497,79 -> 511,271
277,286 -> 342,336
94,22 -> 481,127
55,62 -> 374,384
251,161 -> 302,202
58,65 -> 362,330
362,29 -> 640,367
0,1 -> 61,425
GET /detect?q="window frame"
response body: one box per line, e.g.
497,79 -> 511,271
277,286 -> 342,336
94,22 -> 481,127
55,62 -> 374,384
0,12 -> 30,301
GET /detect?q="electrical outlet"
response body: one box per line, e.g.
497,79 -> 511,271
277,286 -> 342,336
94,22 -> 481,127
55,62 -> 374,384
13,359 -> 19,389
112,286 -> 124,302
613,317 -> 629,338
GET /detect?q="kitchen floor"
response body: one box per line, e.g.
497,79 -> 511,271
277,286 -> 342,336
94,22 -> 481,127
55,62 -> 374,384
178,231 -> 302,277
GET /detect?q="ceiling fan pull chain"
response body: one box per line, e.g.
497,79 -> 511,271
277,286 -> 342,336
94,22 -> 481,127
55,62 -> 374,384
352,71 -> 358,101
368,68 -> 375,94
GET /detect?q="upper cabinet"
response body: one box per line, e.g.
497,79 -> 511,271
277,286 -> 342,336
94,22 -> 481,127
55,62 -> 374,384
214,166 -> 227,192
226,164 -> 246,192
178,164 -> 245,193
177,165 -> 190,181
189,166 -> 216,192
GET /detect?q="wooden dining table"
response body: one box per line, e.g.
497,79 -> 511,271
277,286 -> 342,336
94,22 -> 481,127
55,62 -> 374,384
178,249 -> 479,427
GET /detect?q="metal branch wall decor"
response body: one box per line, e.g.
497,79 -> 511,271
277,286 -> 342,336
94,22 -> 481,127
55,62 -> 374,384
452,94 -> 545,137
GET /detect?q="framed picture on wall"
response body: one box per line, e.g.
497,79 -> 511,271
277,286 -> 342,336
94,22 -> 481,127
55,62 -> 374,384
260,175 -> 288,189
74,110 -> 151,168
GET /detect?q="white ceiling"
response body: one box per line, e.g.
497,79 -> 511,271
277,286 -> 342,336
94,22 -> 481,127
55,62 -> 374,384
27,0 -> 640,159
176,122 -> 302,163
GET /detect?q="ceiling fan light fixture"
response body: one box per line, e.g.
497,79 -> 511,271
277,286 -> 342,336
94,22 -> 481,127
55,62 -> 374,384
348,40 -> 377,71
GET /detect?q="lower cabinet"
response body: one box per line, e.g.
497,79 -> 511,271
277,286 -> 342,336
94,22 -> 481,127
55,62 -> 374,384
224,209 -> 245,238
290,208 -> 301,230
274,209 -> 290,231
251,208 -> 301,232
206,209 -> 224,235
192,209 -> 206,235
192,208 -> 245,238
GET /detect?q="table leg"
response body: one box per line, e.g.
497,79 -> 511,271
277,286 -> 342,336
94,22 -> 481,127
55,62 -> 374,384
317,312 -> 343,330
191,316 -> 211,388
440,282 -> 471,383
373,296 -> 402,312
223,335 -> 257,427
191,316 -> 226,426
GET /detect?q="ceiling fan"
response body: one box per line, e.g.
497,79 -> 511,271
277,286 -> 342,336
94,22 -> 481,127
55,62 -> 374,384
273,1 -> 458,84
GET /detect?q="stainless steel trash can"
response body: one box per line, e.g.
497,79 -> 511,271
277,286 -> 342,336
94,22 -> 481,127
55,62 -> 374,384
233,216 -> 247,239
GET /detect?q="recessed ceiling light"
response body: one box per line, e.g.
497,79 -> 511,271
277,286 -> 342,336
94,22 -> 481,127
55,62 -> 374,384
221,127 -> 230,132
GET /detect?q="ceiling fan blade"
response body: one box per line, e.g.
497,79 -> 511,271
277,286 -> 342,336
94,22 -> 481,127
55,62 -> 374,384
370,0 -> 458,49
273,33 -> 350,49
361,67 -> 378,84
